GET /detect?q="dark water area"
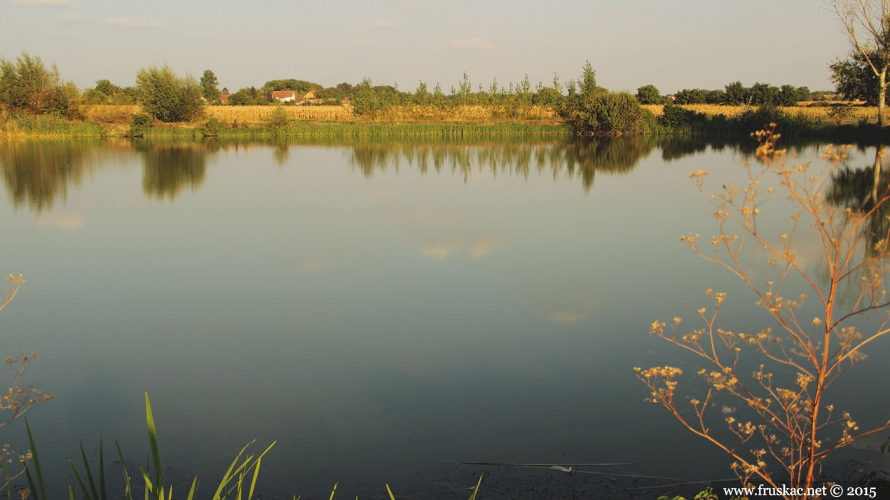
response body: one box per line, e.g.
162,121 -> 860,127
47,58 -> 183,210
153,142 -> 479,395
0,136 -> 888,499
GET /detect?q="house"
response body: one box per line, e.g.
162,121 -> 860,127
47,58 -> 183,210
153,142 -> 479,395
272,90 -> 296,103
219,93 -> 231,103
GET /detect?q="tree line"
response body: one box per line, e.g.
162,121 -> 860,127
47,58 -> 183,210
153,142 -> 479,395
635,82 -> 815,106
0,48 -> 885,136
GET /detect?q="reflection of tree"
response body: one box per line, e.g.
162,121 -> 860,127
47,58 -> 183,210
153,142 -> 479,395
137,142 -> 207,201
347,137 -> 657,191
0,140 -> 104,212
826,145 -> 890,258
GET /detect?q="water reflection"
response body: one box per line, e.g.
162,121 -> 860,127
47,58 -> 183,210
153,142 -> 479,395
0,139 -> 104,212
347,137 -> 656,190
136,142 -> 208,201
826,146 -> 890,258
4,137 -> 886,212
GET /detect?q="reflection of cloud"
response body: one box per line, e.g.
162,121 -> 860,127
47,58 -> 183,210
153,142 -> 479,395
360,20 -> 395,27
356,39 -> 374,46
34,213 -> 85,232
56,11 -> 83,22
419,235 -> 505,260
531,288 -> 607,325
451,37 -> 496,49
539,309 -> 587,325
302,259 -> 324,273
105,16 -> 162,28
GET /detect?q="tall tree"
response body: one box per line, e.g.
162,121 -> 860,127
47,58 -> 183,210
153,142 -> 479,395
200,70 -> 220,104
832,0 -> 890,126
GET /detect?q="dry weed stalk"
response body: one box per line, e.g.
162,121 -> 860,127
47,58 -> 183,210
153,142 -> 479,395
636,130 -> 890,499
0,274 -> 53,491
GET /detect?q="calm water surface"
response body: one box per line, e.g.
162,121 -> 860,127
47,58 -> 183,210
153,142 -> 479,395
0,137 -> 888,498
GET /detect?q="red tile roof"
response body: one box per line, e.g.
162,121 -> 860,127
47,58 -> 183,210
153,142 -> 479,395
271,91 -> 295,99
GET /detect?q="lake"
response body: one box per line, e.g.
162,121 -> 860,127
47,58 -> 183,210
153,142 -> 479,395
0,136 -> 888,498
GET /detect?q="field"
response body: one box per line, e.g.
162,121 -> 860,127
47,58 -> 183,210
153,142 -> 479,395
641,103 -> 878,123
81,104 -> 560,126
79,103 -> 883,128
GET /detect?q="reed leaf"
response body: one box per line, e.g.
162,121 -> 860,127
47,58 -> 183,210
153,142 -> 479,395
468,474 -> 483,500
143,392 -> 164,497
114,437 -> 134,500
24,419 -> 48,500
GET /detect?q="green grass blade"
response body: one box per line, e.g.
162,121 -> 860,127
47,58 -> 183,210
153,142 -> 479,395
114,437 -> 134,500
185,476 -> 199,500
80,441 -> 100,499
247,456 -> 262,500
210,441 -> 253,500
4,460 -> 13,500
99,435 -> 107,500
24,465 -> 38,500
69,484 -> 75,500
144,393 -> 163,497
69,459 -> 94,500
468,474 -> 483,500
329,482 -> 338,500
384,484 -> 395,500
25,419 -> 48,500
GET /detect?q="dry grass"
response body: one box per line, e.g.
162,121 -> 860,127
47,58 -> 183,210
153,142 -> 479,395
206,105 -> 355,123
79,104 -> 561,126
81,105 -> 142,124
641,103 -> 879,122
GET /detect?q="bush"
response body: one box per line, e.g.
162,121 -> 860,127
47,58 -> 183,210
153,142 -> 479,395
657,102 -> 708,129
201,117 -> 224,138
127,113 -> 154,137
135,65 -> 204,123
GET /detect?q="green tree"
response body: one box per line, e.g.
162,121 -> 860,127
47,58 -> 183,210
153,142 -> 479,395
0,52 -> 78,117
833,0 -> 890,126
135,65 -> 204,122
723,81 -> 750,105
200,70 -> 221,104
635,84 -> 663,104
830,50 -> 888,105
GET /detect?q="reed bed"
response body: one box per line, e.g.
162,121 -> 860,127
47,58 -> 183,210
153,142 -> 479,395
1,114 -> 103,139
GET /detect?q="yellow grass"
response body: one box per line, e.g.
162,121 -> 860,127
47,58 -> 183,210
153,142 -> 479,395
642,103 -> 878,122
207,105 -> 354,123
79,104 -> 561,125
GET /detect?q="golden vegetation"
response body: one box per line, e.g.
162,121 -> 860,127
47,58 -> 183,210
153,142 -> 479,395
80,104 -> 562,126
642,103 -> 877,121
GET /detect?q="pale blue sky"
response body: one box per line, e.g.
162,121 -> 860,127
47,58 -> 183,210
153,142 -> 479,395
2,0 -> 850,94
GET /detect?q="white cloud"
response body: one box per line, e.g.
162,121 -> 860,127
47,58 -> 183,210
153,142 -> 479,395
9,0 -> 73,4
105,16 -> 162,29
356,39 -> 374,46
56,11 -> 83,22
451,37 -> 496,49
360,20 -> 396,28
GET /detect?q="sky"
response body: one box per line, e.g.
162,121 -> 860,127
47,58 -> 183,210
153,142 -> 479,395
1,0 -> 854,94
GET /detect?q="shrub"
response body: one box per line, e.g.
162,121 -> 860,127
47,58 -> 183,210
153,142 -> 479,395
127,113 -> 154,137
201,117 -> 224,138
657,102 -> 708,129
135,65 -> 204,123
